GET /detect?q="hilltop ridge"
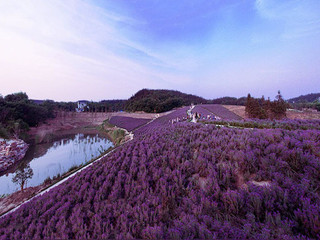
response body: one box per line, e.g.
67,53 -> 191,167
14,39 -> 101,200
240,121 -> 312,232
125,89 -> 206,113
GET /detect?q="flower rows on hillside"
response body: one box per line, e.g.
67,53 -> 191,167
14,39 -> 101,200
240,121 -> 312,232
202,104 -> 243,120
190,105 -> 216,120
109,116 -> 151,132
133,107 -> 190,136
1,122 -> 319,239
108,105 -> 243,135
188,104 -> 243,121
208,118 -> 320,131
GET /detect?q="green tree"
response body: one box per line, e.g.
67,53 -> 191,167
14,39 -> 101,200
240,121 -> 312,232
4,92 -> 28,102
245,94 -> 264,118
12,164 -> 34,191
271,90 -> 287,119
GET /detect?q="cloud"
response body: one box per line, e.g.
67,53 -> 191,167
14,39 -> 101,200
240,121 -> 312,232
0,0 -> 319,101
0,0 -> 190,100
255,0 -> 320,39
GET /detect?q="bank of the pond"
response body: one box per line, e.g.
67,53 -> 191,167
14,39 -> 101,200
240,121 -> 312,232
0,139 -> 29,175
0,128 -> 133,218
0,113 -> 139,217
0,133 -> 113,195
0,144 -> 115,217
0,134 -> 114,215
26,111 -> 155,144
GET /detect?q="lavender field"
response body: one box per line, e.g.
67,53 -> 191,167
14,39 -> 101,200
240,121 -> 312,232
109,116 -> 151,132
2,0 -> 320,237
202,104 -> 243,120
207,118 -> 320,131
133,106 -> 190,137
1,107 -> 320,239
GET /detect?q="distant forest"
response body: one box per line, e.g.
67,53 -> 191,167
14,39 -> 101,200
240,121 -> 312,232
245,91 -> 288,119
0,92 -> 126,139
125,89 -> 206,113
288,93 -> 320,103
1,90 -> 319,138
0,93 -> 55,138
85,100 -> 126,113
287,93 -> 320,111
212,92 -> 320,112
208,96 -> 247,105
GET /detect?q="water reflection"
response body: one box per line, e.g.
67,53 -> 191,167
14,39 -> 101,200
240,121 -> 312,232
0,133 -> 113,195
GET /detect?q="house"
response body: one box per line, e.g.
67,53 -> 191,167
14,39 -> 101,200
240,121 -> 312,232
76,100 -> 89,112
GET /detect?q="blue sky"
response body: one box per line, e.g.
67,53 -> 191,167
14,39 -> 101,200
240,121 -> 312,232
0,0 -> 319,101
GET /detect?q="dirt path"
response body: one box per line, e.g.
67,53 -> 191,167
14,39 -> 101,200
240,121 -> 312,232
223,105 -> 320,120
222,105 -> 246,119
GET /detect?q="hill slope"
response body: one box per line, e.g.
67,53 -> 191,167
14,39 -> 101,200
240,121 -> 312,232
1,121 -> 319,239
125,89 -> 206,113
288,93 -> 320,103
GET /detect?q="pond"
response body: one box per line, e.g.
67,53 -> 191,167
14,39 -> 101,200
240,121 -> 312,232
0,133 -> 113,195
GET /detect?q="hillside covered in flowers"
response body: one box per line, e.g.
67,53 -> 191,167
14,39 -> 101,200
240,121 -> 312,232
0,106 -> 320,239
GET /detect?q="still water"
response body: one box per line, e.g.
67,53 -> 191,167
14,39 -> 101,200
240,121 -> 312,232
0,133 -> 113,195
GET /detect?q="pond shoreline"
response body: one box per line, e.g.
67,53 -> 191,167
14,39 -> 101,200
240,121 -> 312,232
0,130 -> 131,218
0,112 -> 139,218
0,139 -> 29,175
26,111 -> 155,144
0,125 -> 131,217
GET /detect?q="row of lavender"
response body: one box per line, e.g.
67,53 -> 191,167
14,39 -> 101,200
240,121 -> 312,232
207,118 -> 320,131
191,105 -> 215,120
1,123 -> 319,239
191,104 -> 243,121
202,104 -> 243,120
108,104 -> 242,135
133,106 -> 190,136
108,116 -> 151,132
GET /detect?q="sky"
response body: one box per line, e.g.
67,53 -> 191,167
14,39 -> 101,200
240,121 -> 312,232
0,0 -> 319,101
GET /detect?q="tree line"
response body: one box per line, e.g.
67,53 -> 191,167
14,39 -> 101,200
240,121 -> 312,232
0,92 -> 55,138
0,93 -> 127,138
245,91 -> 288,119
82,100 -> 126,113
125,89 -> 206,113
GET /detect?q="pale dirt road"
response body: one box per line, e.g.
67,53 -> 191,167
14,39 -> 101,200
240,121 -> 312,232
223,105 -> 320,120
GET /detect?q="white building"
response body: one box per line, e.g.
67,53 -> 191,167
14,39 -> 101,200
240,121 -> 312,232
76,100 -> 89,112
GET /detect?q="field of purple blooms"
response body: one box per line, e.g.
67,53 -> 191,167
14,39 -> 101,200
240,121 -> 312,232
192,105 -> 213,118
109,116 -> 151,132
188,104 -> 242,121
0,120 -> 319,239
202,104 -> 243,120
109,105 -> 241,135
133,106 -> 190,136
207,118 -> 320,131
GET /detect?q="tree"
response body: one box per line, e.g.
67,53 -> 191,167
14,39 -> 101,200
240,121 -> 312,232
12,164 -> 34,191
271,90 -> 287,119
4,92 -> 28,102
245,94 -> 253,117
245,94 -> 265,118
246,91 -> 287,119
